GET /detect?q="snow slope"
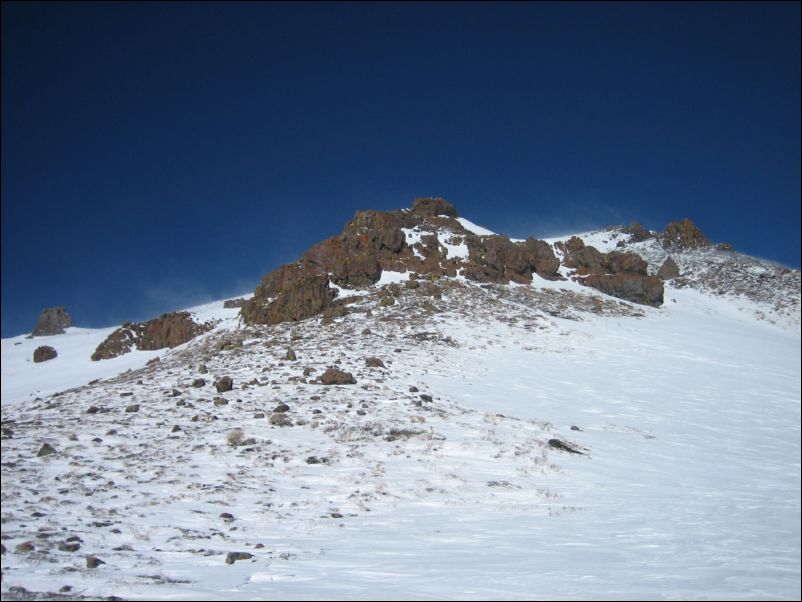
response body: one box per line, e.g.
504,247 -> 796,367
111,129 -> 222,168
1,236 -> 799,601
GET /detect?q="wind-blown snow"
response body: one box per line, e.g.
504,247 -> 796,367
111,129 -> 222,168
1,229 -> 799,601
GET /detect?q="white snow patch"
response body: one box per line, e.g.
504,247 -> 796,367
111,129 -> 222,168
456,217 -> 496,236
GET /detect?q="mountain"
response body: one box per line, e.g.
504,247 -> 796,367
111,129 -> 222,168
2,198 -> 800,600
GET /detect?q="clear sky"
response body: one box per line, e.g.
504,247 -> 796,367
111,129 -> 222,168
2,1 -> 800,337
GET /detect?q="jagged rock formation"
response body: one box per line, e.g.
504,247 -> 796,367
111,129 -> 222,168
622,222 -> 653,242
242,197 -> 572,325
660,218 -> 710,250
91,312 -> 212,361
31,307 -> 72,336
557,236 -> 664,306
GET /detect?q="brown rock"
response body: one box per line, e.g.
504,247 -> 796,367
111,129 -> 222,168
657,257 -> 680,280
411,197 -> 458,218
33,345 -> 58,363
320,367 -> 356,385
581,273 -> 664,307
661,218 -> 710,250
223,297 -> 247,308
32,307 -> 72,336
365,357 -> 385,368
241,266 -> 335,325
622,222 -> 652,242
215,376 -> 234,393
91,312 -> 211,361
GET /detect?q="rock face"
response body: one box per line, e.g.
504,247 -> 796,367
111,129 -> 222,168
33,346 -> 58,363
91,312 -> 211,361
32,307 -> 72,336
661,218 -> 710,250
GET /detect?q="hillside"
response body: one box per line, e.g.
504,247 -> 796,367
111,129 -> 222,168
2,200 -> 800,600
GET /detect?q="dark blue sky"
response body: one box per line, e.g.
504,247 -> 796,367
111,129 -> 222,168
2,2 -> 800,337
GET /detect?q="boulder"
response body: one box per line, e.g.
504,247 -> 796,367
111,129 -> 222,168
320,367 -> 356,385
215,376 -> 234,393
657,257 -> 680,280
32,307 -> 72,336
33,346 -> 58,363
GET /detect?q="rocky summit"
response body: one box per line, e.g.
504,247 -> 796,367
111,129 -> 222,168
242,197 -> 666,325
1,197 -> 799,601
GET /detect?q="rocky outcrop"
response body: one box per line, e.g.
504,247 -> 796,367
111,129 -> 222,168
661,218 -> 710,250
32,307 -> 72,336
462,235 -> 561,283
558,237 -> 663,306
33,346 -> 58,363
240,266 -> 335,325
622,222 -> 652,242
411,196 -> 458,218
241,197 -> 665,325
91,312 -> 211,361
581,273 -> 664,307
223,298 -> 247,308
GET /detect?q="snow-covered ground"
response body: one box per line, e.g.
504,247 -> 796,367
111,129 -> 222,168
1,241 -> 799,600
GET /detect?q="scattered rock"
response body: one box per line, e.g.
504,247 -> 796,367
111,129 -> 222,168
15,541 -> 35,553
269,413 -> 293,427
273,402 -> 290,413
285,349 -> 297,361
37,443 -> 56,457
225,552 -> 253,564
58,542 -> 81,552
320,367 -> 356,385
365,356 -> 385,368
33,345 -> 58,363
547,439 -> 584,454
191,378 -> 207,388
86,555 -> 105,568
215,376 -> 234,393
125,404 -> 140,413
219,512 -> 236,522
32,307 -> 72,336
419,394 -> 433,403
